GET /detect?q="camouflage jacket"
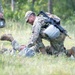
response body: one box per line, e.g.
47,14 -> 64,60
28,16 -> 47,45
28,14 -> 61,46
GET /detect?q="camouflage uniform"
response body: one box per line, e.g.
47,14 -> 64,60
10,40 -> 35,57
8,15 -> 66,56
24,15 -> 67,56
0,1 -> 5,28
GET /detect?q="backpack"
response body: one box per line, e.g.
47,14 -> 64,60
46,12 -> 61,24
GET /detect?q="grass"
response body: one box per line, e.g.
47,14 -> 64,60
0,54 -> 75,75
0,20 -> 75,75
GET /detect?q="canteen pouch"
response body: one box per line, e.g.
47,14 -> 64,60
43,25 -> 60,39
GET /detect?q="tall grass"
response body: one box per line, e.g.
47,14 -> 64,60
0,20 -> 75,75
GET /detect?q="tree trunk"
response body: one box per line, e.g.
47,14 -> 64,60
11,0 -> 15,12
48,0 -> 53,13
32,0 -> 36,11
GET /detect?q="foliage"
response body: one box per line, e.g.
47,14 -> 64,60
53,0 -> 75,20
1,0 -> 75,22
0,54 -> 75,75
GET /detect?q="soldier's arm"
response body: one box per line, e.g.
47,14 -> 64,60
28,22 -> 42,47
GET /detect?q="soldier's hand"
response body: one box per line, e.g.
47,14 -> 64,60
19,45 -> 26,50
27,42 -> 34,48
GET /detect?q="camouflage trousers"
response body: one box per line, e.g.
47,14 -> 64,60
46,33 -> 66,55
39,32 -> 67,56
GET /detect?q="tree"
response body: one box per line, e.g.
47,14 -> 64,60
11,0 -> 15,12
32,0 -> 36,11
48,0 -> 53,13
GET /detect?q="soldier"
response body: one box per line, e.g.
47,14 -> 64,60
0,11 -> 75,58
24,10 -> 75,57
0,1 -> 5,28
24,11 -> 65,55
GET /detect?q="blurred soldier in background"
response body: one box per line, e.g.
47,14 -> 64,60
0,1 -> 5,28
0,2 -> 3,18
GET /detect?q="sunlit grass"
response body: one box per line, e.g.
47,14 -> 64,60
0,20 -> 75,75
0,54 -> 75,75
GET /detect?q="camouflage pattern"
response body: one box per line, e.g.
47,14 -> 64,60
45,33 -> 67,55
11,40 -> 35,57
28,15 -> 67,55
2,15 -> 66,56
12,40 -> 20,50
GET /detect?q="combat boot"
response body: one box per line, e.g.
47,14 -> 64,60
45,46 -> 52,55
67,47 -> 75,57
0,34 -> 14,42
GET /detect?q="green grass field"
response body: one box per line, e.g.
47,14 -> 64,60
0,20 -> 75,75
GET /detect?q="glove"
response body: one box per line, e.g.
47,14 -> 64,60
27,42 -> 34,48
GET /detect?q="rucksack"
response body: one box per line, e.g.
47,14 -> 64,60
46,12 -> 61,25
